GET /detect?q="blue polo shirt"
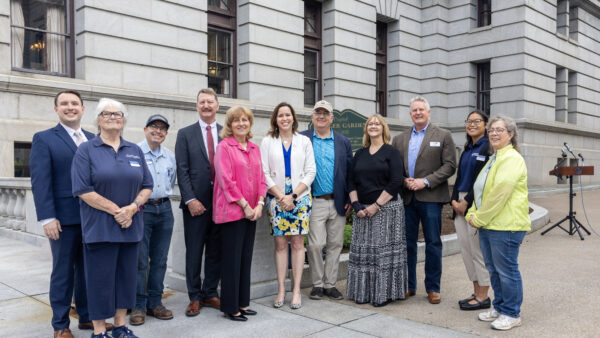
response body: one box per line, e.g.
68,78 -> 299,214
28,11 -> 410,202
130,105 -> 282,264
456,136 -> 489,192
312,129 -> 335,196
72,137 -> 153,244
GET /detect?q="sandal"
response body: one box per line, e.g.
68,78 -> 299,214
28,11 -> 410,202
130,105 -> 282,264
460,297 -> 491,311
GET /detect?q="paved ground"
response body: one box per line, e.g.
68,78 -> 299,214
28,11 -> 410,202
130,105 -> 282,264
1,188 -> 599,337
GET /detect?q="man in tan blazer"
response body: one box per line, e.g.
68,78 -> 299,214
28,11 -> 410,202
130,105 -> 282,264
392,96 -> 456,304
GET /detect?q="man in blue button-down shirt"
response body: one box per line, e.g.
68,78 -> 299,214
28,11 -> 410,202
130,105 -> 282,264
392,96 -> 456,305
131,114 -> 177,326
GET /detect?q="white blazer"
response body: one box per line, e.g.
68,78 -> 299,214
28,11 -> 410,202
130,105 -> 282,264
260,133 -> 316,199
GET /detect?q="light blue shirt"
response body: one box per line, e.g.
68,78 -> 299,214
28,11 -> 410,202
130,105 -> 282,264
138,139 -> 176,199
312,129 -> 335,196
407,123 -> 429,184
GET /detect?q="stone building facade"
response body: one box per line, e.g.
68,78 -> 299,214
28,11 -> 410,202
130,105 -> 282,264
1,0 -> 599,295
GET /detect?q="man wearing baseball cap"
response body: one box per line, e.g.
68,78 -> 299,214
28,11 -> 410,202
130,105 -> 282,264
301,100 -> 353,301
130,114 -> 177,325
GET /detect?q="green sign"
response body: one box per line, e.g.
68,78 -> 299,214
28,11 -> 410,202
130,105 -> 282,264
308,109 -> 368,151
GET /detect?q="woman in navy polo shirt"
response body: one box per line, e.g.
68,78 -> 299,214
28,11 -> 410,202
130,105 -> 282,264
450,110 -> 491,311
72,98 -> 153,338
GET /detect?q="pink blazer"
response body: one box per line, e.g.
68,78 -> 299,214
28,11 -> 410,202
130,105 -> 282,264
213,137 -> 268,224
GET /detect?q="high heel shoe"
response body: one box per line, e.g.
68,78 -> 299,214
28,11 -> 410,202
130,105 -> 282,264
290,294 -> 302,309
273,293 -> 285,308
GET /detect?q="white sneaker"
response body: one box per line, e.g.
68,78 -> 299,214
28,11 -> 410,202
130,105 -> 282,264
491,314 -> 522,330
478,309 -> 499,322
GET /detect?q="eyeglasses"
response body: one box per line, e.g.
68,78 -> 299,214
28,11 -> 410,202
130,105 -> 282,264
367,122 -> 382,127
99,111 -> 124,119
488,127 -> 506,134
148,124 -> 168,131
465,119 -> 484,125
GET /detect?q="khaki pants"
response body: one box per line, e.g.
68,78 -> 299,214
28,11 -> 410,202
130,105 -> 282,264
307,198 -> 346,289
454,192 -> 490,286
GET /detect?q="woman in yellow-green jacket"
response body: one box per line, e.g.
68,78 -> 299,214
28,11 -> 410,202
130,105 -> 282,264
465,115 -> 530,331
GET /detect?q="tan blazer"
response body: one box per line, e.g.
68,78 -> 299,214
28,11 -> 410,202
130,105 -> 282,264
392,123 -> 456,204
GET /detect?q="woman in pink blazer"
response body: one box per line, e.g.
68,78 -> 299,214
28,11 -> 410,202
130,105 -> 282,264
213,106 -> 267,322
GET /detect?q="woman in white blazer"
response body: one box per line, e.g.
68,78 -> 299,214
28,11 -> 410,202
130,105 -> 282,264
260,102 -> 316,309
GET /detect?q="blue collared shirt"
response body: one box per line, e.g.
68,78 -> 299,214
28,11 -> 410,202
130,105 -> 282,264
312,129 -> 335,196
71,137 -> 153,243
456,136 -> 488,192
138,140 -> 176,199
407,123 -> 429,179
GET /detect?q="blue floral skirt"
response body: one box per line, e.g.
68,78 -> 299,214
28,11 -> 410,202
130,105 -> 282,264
267,177 -> 311,236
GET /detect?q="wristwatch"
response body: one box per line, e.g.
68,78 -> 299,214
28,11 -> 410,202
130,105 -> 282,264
292,193 -> 298,200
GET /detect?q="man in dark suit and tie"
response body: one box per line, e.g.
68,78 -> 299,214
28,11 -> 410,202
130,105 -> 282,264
30,90 -> 110,338
392,96 -> 456,305
175,88 -> 222,317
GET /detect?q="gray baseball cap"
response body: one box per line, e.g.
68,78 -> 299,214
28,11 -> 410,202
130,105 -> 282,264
145,114 -> 170,129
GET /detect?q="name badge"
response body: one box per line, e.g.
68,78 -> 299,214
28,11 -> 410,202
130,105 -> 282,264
476,155 -> 486,161
430,141 -> 440,147
129,160 -> 141,167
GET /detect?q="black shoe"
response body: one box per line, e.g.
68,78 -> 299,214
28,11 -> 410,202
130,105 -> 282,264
225,313 -> 248,321
240,308 -> 257,316
373,300 -> 391,307
458,294 -> 475,305
460,297 -> 491,311
309,287 -> 323,300
323,287 -> 344,300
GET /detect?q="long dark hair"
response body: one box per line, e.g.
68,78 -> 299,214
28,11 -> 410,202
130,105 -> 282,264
464,110 -> 489,149
267,102 -> 299,138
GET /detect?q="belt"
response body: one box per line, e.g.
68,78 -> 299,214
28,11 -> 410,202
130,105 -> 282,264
315,194 -> 333,200
145,197 -> 170,206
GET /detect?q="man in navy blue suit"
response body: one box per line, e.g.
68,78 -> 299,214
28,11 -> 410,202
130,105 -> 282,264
30,90 -> 111,338
301,100 -> 353,301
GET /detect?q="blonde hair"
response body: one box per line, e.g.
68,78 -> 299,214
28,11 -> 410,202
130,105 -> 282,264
220,106 -> 254,140
362,114 -> 391,147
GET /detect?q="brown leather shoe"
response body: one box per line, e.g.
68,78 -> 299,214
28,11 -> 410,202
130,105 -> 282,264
54,328 -> 74,338
129,310 -> 146,326
185,300 -> 201,317
427,291 -> 441,304
405,290 -> 416,298
78,322 -> 114,330
147,305 -> 174,320
202,297 -> 221,309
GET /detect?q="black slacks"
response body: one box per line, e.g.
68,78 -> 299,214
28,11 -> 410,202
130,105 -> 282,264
183,207 -> 221,300
219,219 -> 256,315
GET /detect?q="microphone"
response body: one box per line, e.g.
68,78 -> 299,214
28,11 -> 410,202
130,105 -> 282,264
564,142 -> 578,160
578,153 -> 584,162
561,149 -> 567,158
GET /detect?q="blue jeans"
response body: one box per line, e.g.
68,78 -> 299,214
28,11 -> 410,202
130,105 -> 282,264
478,229 -> 526,318
405,199 -> 442,292
135,201 -> 174,310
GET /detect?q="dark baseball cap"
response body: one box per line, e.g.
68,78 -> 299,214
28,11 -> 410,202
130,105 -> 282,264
145,114 -> 170,129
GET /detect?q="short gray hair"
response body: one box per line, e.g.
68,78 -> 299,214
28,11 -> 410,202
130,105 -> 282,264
94,98 -> 127,133
94,98 -> 127,117
488,114 -> 520,153
410,95 -> 430,111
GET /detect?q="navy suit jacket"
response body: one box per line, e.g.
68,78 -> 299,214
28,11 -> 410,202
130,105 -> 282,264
175,122 -> 222,210
30,124 -> 95,226
301,129 -> 353,216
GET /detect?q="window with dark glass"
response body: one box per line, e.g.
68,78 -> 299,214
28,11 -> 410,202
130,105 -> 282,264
304,0 -> 321,106
14,142 -> 31,178
10,0 -> 73,76
376,22 -> 387,116
208,0 -> 236,97
477,0 -> 491,27
477,62 -> 491,116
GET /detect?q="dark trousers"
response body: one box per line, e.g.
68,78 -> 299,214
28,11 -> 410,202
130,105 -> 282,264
405,199 -> 443,293
219,219 -> 256,315
49,225 -> 89,330
83,242 -> 138,320
183,207 -> 221,300
135,202 -> 174,310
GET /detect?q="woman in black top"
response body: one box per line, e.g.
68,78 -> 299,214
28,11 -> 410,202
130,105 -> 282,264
347,114 -> 407,307
450,110 -> 491,311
